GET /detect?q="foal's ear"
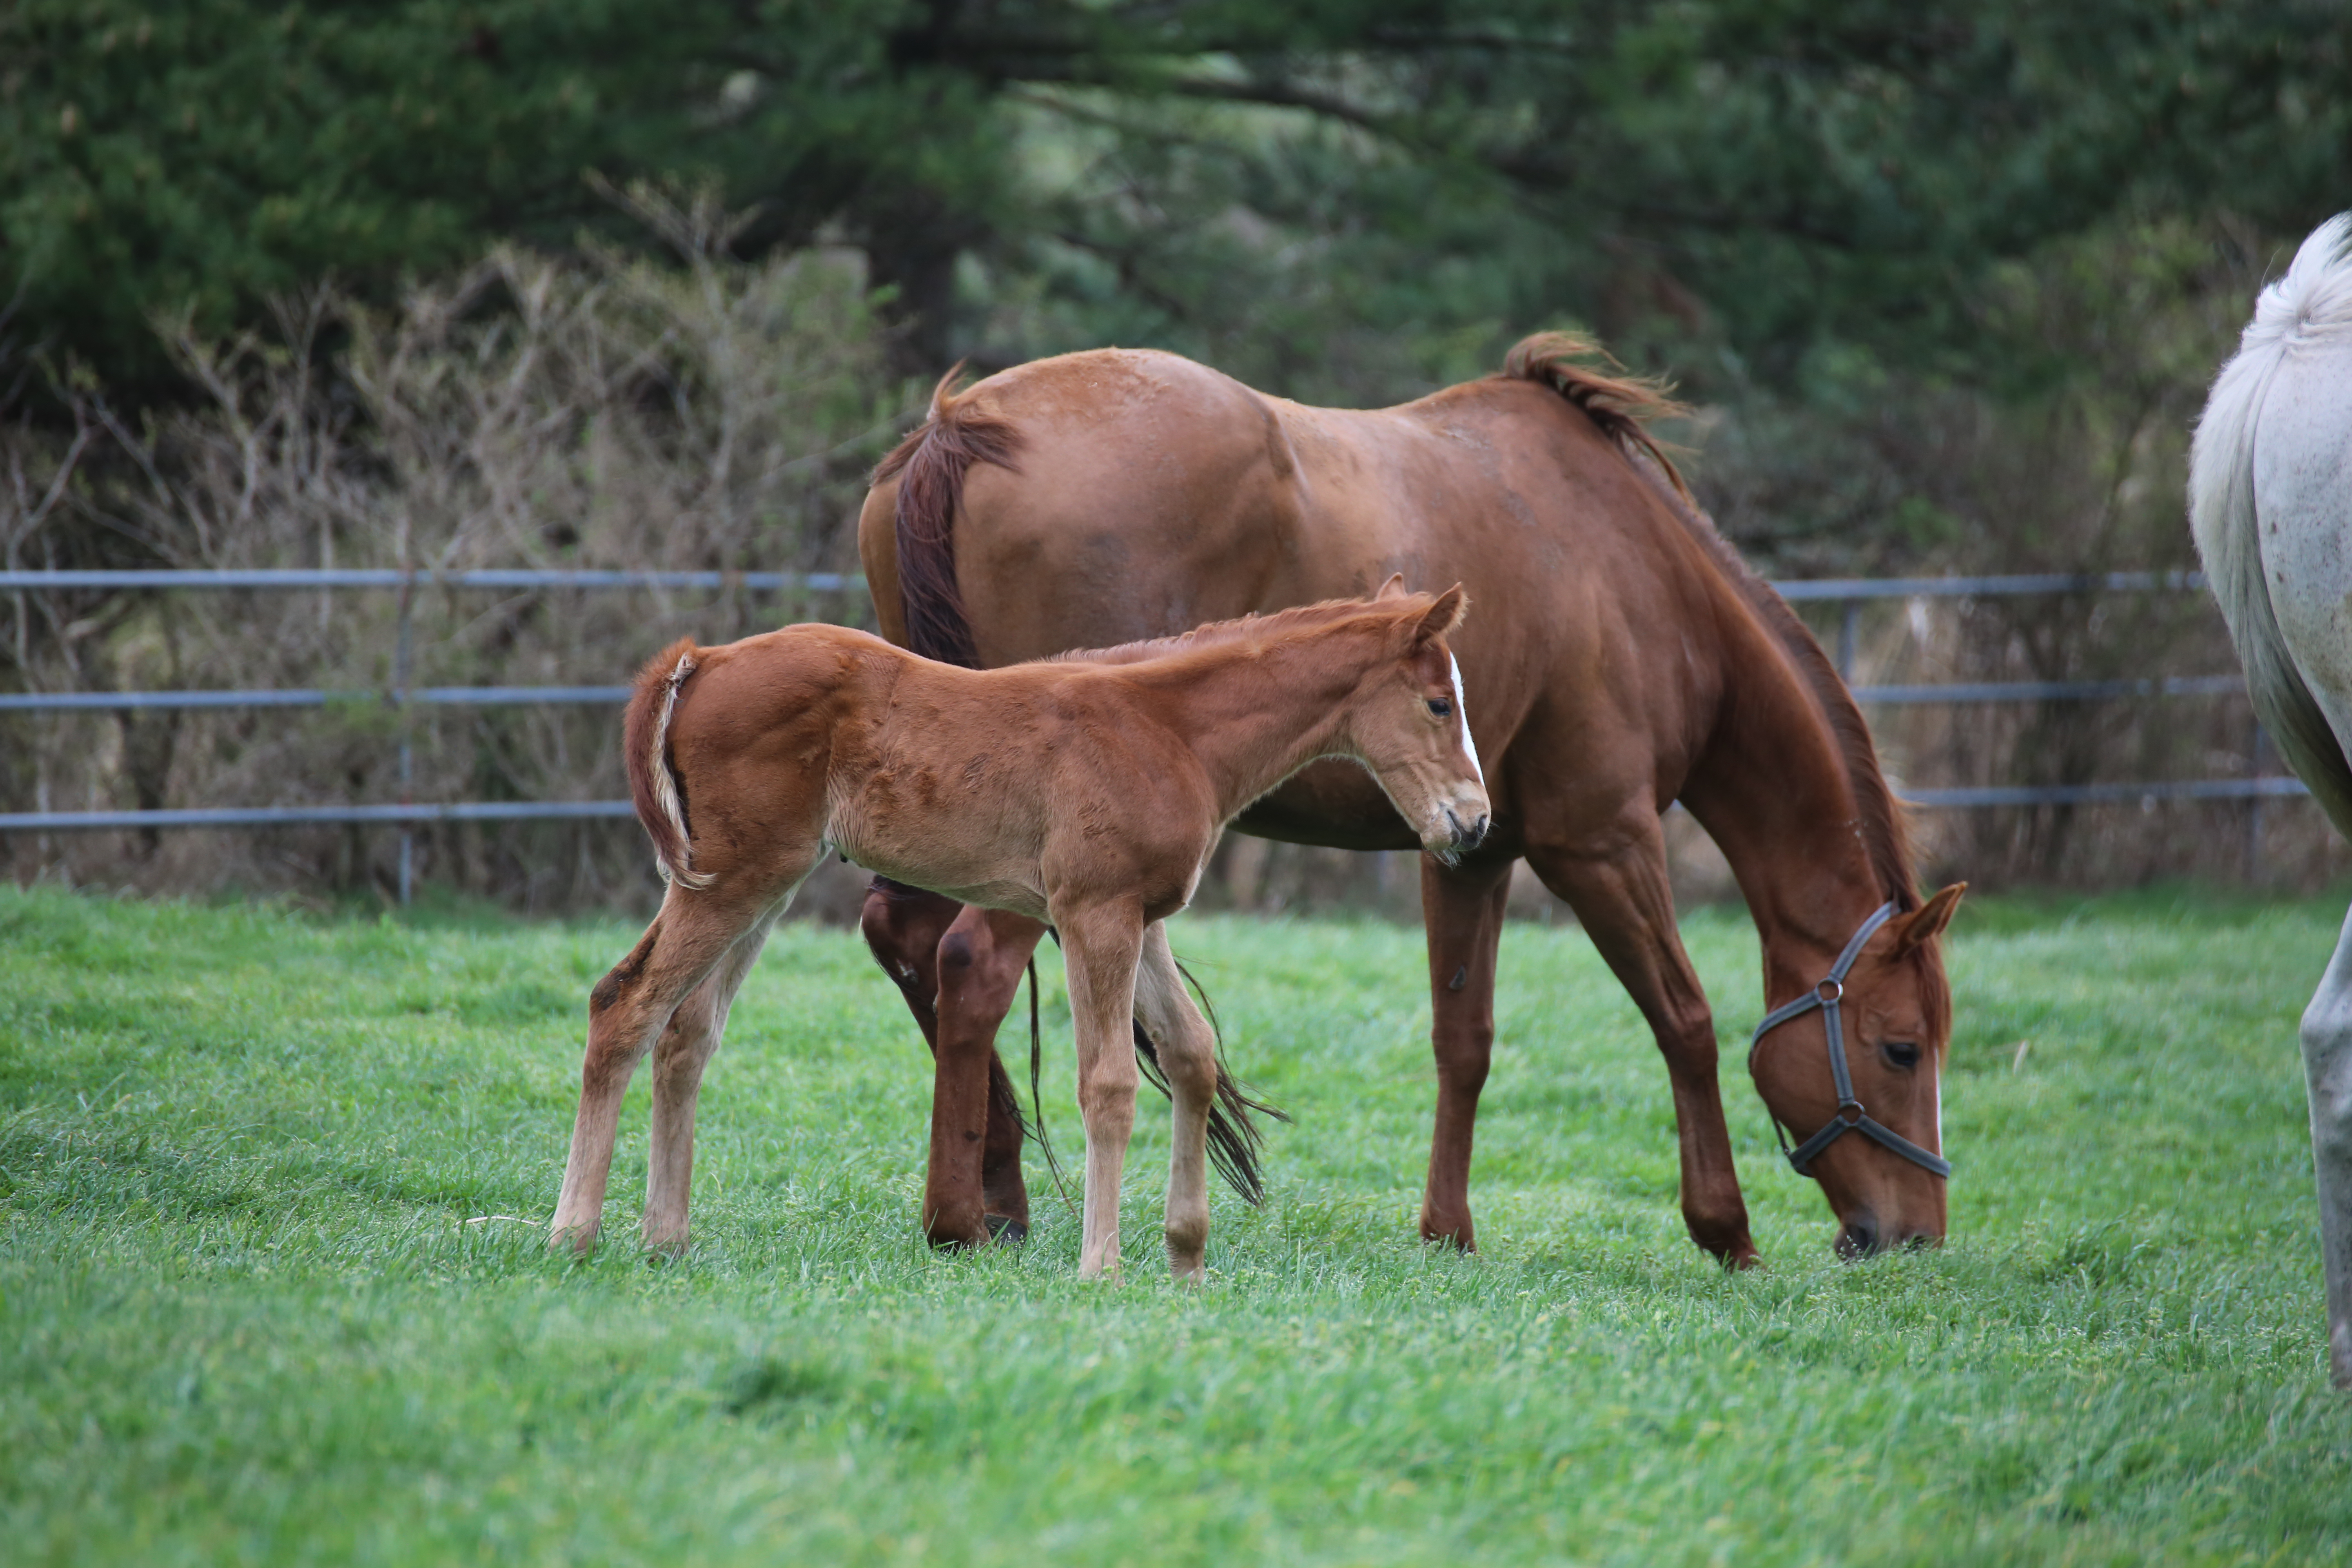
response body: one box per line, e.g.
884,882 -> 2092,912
1373,572 -> 1410,601
1410,584 -> 1470,648
1890,883 -> 1966,954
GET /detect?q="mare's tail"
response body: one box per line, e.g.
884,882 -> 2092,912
624,637 -> 715,889
1501,332 -> 1694,501
2190,215 -> 2352,840
873,367 -> 1025,668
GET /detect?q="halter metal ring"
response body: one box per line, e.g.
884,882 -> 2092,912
1814,978 -> 1843,1004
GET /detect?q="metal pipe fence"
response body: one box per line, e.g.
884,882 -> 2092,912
0,567 -> 2301,894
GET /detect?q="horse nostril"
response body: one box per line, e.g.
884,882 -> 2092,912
1836,1215 -> 1882,1258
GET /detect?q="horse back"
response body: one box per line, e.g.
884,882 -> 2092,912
859,347 -> 1756,843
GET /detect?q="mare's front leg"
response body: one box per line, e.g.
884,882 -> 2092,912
1134,922 -> 1220,1279
859,880 -> 1036,1240
641,906 -> 787,1251
552,885 -> 768,1250
2299,903 -> 2352,1388
1418,855 -> 1515,1250
1058,900 -> 1147,1279
1523,812 -> 1759,1268
925,906 -> 1049,1247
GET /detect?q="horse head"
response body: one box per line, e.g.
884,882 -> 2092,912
1341,580 -> 1491,863
1749,885 -> 1965,1256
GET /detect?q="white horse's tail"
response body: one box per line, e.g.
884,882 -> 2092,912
2190,215 -> 2352,839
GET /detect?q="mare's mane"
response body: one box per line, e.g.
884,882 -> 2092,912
1500,334 -> 1920,921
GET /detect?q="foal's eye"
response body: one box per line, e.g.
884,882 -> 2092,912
1882,1040 -> 1922,1070
1427,697 -> 1453,717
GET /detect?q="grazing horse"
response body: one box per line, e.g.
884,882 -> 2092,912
2190,212 -> 2352,1388
550,588 -> 1490,1277
859,333 -> 1967,1264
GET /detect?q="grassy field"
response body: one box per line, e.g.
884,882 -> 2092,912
2,883 -> 2348,1565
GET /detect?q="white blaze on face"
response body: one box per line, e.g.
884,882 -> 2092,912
1448,653 -> 1485,788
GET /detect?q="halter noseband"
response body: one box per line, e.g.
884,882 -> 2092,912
1748,901 -> 1951,1180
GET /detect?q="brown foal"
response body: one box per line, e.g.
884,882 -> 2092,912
859,334 -> 1966,1264
550,586 -> 1489,1277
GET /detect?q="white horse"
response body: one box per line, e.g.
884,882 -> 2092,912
2191,213 -> 2352,1390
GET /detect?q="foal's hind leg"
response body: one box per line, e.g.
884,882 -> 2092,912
552,886 -> 765,1250
641,905 -> 787,1251
1134,922 -> 1220,1279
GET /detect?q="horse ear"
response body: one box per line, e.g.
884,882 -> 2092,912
1374,572 -> 1410,601
1890,883 -> 1966,954
1410,583 -> 1470,647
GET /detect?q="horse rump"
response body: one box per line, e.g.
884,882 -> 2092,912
2190,214 -> 2352,839
873,366 -> 1025,670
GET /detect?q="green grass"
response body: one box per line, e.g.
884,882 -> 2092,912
3,884 -> 2348,1566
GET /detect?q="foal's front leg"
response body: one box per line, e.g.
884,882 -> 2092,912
1134,922 -> 1219,1279
1058,900 -> 1146,1279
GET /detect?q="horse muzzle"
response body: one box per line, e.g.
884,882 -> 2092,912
1437,802 -> 1491,857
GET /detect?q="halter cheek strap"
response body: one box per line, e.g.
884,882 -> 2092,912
1747,901 -> 1952,1181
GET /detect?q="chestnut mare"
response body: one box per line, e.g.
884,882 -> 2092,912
550,589 -> 1490,1277
859,334 -> 1966,1264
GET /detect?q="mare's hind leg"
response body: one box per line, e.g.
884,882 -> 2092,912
552,884 -> 774,1250
1418,855 -> 1515,1250
926,906 -> 1048,1247
2299,905 -> 2352,1388
1521,811 -> 1758,1267
1134,922 -> 1219,1279
640,904 -> 788,1251
859,880 -> 1035,1237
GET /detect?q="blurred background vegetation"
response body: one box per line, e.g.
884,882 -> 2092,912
3,0 -> 2349,906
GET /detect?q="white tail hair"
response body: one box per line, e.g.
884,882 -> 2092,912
2189,214 -> 2352,838
648,650 -> 715,889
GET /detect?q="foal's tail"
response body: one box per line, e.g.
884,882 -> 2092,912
2190,215 -> 2352,840
624,637 -> 715,889
873,367 -> 1025,669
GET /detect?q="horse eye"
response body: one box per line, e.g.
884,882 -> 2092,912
1427,697 -> 1452,717
1883,1040 -> 1921,1070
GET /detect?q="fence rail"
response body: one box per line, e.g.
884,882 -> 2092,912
0,568 -> 2303,888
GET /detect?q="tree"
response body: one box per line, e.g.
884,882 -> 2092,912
4,1 -> 2346,406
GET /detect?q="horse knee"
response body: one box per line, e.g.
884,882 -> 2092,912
2302,1011 -> 2352,1159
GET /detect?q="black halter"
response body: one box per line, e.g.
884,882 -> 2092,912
1748,901 -> 1951,1180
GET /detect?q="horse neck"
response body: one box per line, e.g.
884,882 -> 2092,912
1127,628 -> 1381,816
1679,621 -> 1899,993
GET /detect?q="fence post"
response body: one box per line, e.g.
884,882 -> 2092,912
395,573 -> 414,906
1836,599 -> 1858,680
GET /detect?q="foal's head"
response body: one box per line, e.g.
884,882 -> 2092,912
1339,582 -> 1492,862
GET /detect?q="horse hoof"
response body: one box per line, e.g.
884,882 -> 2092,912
984,1214 -> 1029,1246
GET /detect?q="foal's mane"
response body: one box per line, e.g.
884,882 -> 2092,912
1499,333 -> 1923,920
1035,594 -> 1412,669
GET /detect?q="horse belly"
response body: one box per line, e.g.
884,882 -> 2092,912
1233,760 -> 1420,851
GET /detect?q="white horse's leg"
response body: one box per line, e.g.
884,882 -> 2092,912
2301,906 -> 2352,1387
